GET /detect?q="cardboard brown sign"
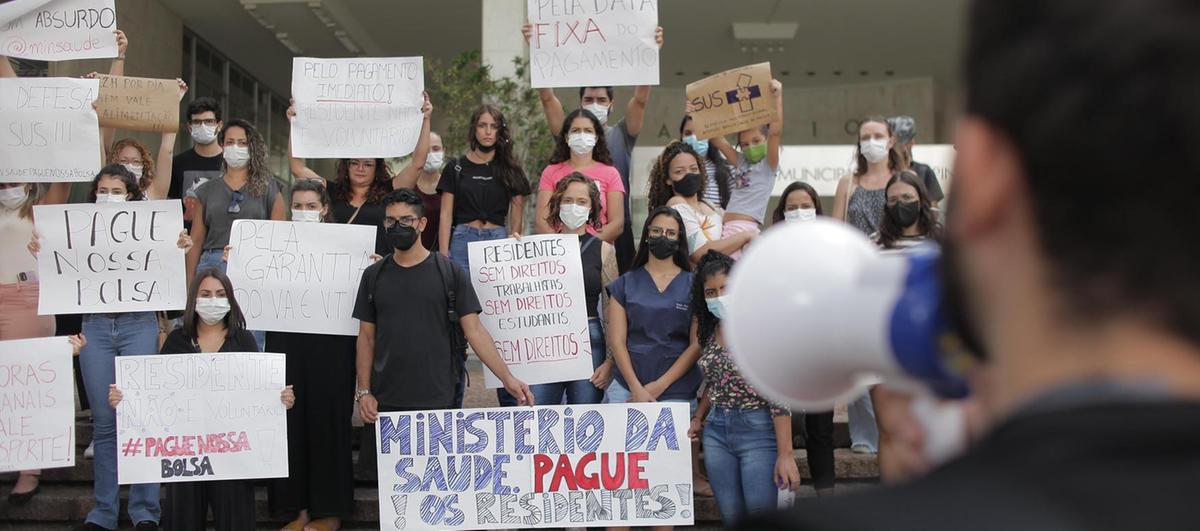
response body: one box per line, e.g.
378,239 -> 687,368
685,62 -> 777,139
96,75 -> 178,133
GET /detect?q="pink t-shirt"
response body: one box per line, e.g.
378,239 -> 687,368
538,161 -> 626,226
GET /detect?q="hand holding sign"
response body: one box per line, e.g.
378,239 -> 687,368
685,63 -> 780,140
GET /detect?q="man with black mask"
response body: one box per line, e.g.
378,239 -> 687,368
743,0 -> 1200,529
351,188 -> 534,477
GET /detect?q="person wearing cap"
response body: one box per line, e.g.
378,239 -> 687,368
888,116 -> 945,206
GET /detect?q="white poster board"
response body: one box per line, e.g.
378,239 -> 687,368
290,57 -> 425,159
527,0 -> 659,88
225,220 -> 375,336
376,403 -> 693,530
1,0 -> 119,61
34,200 -> 187,315
115,352 -> 288,484
0,77 -> 100,182
467,235 -> 593,388
0,336 -> 75,473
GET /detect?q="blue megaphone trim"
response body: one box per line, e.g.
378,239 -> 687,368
888,245 -> 971,399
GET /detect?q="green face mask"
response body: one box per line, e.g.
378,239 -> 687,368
744,143 -> 768,164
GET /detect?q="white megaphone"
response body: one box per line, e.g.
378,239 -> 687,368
725,218 -> 971,414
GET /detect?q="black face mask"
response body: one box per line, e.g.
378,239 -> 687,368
387,224 -> 420,251
647,235 -> 679,260
887,200 -> 922,228
672,173 -> 702,198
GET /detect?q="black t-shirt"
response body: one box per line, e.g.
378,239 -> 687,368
159,327 -> 259,354
352,252 -> 482,409
579,234 -> 602,319
436,156 -> 530,226
329,181 -> 393,257
169,149 -> 225,201
911,161 -> 945,203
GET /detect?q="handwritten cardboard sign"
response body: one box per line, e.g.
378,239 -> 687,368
95,75 -> 179,133
225,220 -> 375,336
115,352 -> 289,484
527,0 -> 659,88
685,62 -> 778,139
376,403 -> 693,529
290,57 -> 425,159
468,235 -> 594,388
34,200 -> 187,315
1,0 -> 118,61
0,336 -> 75,473
0,77 -> 100,183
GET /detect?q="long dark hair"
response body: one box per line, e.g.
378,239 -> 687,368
88,164 -> 144,203
632,207 -> 692,271
182,268 -> 247,339
290,179 -> 332,223
331,158 -> 392,205
648,141 -> 707,211
876,170 -> 942,249
692,251 -> 735,347
545,173 -> 602,231
549,108 -> 613,166
219,118 -> 272,197
853,115 -> 905,178
679,116 -> 732,208
771,181 -> 823,224
467,104 -> 528,195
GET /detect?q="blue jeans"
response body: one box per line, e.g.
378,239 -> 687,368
79,312 -> 162,528
530,319 -> 606,406
448,224 -> 508,274
196,248 -> 265,352
703,407 -> 780,526
849,391 -> 879,451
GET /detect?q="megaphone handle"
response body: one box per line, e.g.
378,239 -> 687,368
909,393 -> 968,465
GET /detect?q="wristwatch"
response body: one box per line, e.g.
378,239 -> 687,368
354,388 -> 371,402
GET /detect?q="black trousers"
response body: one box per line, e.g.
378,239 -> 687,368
615,214 -> 635,274
266,333 -> 356,519
800,411 -> 836,489
163,480 -> 255,531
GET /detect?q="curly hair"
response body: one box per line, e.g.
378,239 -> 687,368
108,138 -> 154,192
219,118 -> 272,198
647,141 -> 707,211
545,173 -> 602,231
330,158 -> 392,205
691,250 -> 735,347
876,170 -> 943,249
549,108 -> 614,166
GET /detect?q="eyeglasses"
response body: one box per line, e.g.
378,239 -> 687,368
383,216 -> 420,228
227,190 -> 243,214
648,226 -> 679,239
189,119 -> 219,127
886,193 -> 919,206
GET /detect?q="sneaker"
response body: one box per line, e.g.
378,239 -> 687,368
74,523 -> 113,531
134,521 -> 160,531
84,441 -> 95,459
851,443 -> 876,454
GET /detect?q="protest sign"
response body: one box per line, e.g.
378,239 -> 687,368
468,235 -> 594,388
1,0 -> 118,61
95,75 -> 180,133
685,62 -> 778,139
0,336 -> 75,473
527,0 -> 659,88
226,220 -> 375,336
115,352 -> 289,484
34,200 -> 186,315
0,77 -> 100,183
376,403 -> 693,530
290,57 -> 424,159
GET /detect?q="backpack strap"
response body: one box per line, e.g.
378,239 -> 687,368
432,253 -> 468,378
580,234 -> 599,254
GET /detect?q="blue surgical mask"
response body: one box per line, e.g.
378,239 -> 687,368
706,296 -> 728,320
683,135 -> 709,157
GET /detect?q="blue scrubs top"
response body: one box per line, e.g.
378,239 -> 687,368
606,267 -> 701,401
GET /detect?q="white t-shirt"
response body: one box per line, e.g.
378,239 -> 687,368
672,200 -> 724,254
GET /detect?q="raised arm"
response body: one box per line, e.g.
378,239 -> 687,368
523,23 -> 568,135
186,202 -> 207,286
146,79 -> 188,201
286,101 -> 323,182
766,79 -> 784,171
622,26 -> 662,138
108,30 -> 127,76
393,93 -> 433,190
711,136 -> 738,166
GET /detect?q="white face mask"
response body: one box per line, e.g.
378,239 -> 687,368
583,103 -> 609,125
558,203 -> 591,230
784,208 -> 817,223
0,186 -> 29,210
223,146 -> 250,169
190,123 -> 218,145
860,138 -> 890,164
423,151 -> 445,173
567,133 -> 597,156
195,297 -> 231,326
123,163 -> 144,179
95,193 -> 128,204
291,209 -> 323,223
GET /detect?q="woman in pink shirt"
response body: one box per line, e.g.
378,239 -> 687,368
534,108 -> 626,242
